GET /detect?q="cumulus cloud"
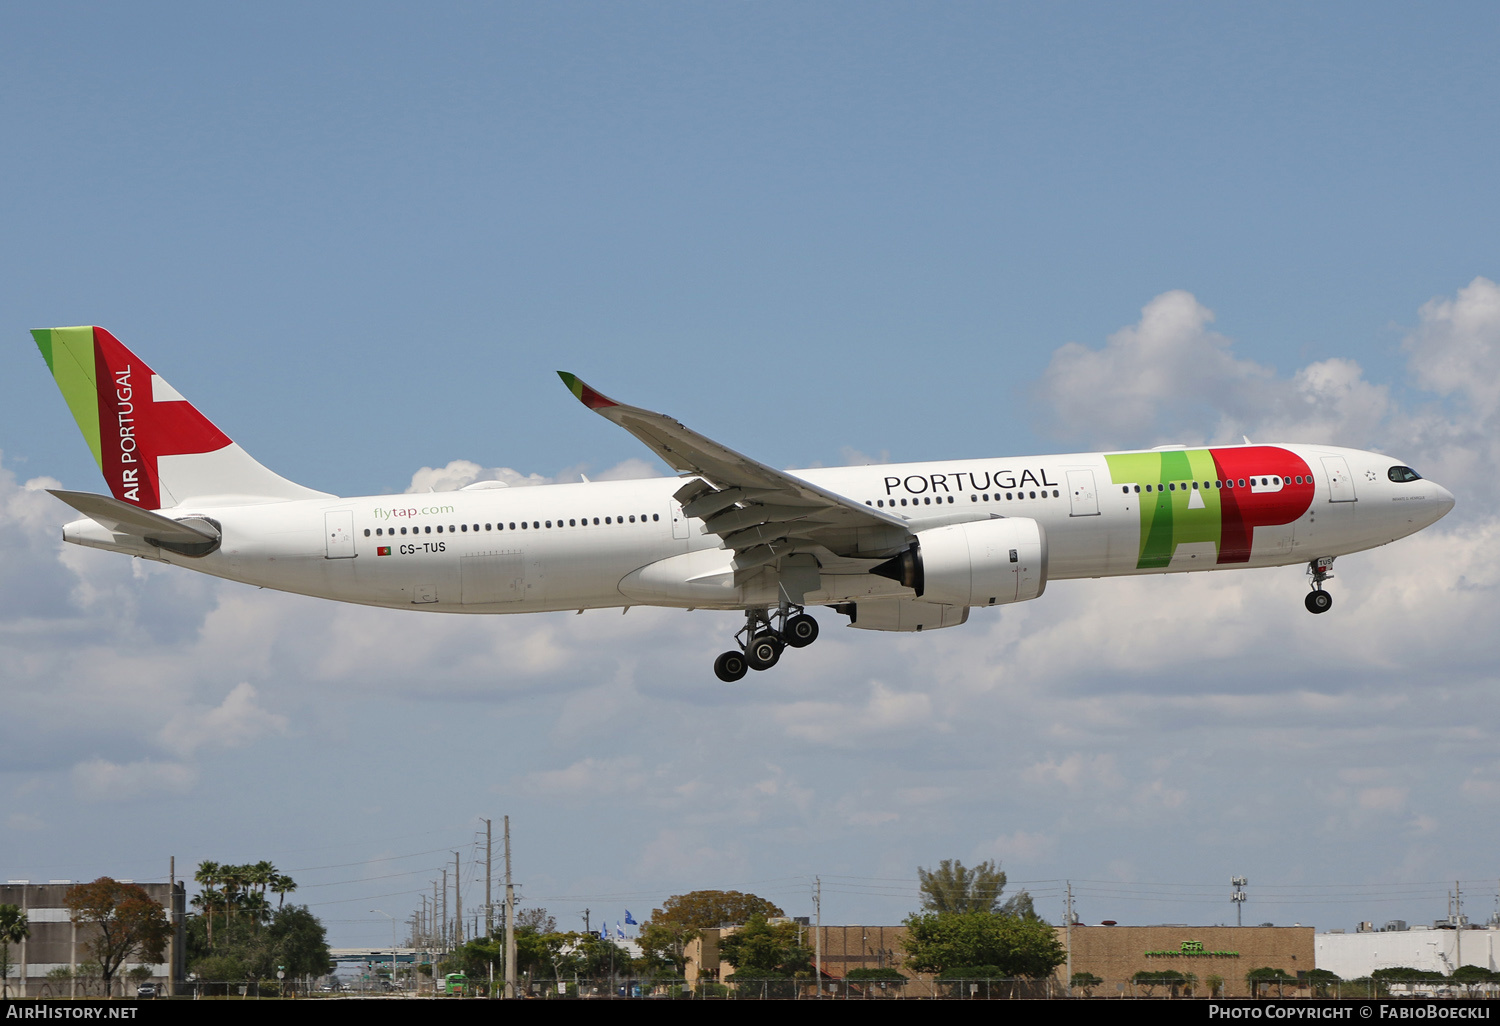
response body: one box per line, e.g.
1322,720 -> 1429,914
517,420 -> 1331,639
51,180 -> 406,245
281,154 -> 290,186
406,457 -> 662,493
158,682 -> 288,757
1404,276 -> 1500,418
4,280 -> 1500,930
71,757 -> 196,801
1038,290 -> 1268,443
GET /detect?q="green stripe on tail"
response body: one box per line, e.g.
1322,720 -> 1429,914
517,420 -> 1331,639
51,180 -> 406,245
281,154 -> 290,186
31,326 -> 104,470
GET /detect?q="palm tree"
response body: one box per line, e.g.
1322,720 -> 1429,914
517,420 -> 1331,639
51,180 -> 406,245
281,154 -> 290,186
0,904 -> 30,998
220,865 -> 248,931
270,874 -> 297,910
193,862 -> 222,948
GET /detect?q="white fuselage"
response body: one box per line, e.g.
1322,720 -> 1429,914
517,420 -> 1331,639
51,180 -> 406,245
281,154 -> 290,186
62,443 -> 1455,617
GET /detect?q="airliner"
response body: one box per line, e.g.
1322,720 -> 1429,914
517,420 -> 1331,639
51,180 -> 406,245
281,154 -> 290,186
32,326 -> 1455,682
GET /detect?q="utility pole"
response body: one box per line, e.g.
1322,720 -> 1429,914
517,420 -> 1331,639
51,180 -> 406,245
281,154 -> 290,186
1455,881 -> 1464,971
441,869 -> 448,951
168,856 -> 176,998
582,908 -> 591,934
454,852 -> 463,947
1231,877 -> 1248,927
485,819 -> 494,939
504,815 -> 516,1000
1065,881 -> 1074,996
813,876 -> 822,993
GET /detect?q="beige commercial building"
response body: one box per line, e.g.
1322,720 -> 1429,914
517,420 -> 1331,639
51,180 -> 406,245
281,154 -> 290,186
0,880 -> 186,998
1062,925 -> 1315,998
687,921 -> 1313,999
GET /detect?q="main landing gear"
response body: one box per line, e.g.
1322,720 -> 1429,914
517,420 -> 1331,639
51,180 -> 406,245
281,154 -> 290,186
713,604 -> 820,682
1305,556 -> 1335,614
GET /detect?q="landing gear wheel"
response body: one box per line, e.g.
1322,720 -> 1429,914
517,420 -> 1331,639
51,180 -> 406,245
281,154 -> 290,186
1305,590 -> 1333,614
714,650 -> 748,682
746,632 -> 783,670
784,613 -> 819,648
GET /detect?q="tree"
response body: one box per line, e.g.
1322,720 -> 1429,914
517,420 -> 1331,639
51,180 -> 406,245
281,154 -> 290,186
637,920 -> 698,976
720,916 -> 813,998
1451,965 -> 1498,997
515,907 -> 556,933
194,861 -> 222,947
917,860 -> 1012,914
1134,968 -> 1188,997
0,904 -> 30,998
1071,970 -> 1102,996
185,901 -> 330,994
650,891 -> 784,930
1307,967 -> 1341,998
1246,966 -> 1298,997
63,879 -> 169,998
902,910 -> 1065,980
719,915 -> 812,980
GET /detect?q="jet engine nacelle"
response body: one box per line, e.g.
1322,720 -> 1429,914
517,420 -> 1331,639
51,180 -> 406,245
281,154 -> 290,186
874,517 -> 1048,607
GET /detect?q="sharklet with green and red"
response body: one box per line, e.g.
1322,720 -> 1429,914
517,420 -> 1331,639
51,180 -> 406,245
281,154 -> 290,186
557,372 -> 619,411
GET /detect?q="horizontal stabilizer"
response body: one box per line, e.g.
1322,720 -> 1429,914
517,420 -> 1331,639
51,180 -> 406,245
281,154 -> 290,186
48,489 -> 219,547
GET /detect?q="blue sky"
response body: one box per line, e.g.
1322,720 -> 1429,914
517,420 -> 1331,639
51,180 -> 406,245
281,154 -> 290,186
2,3 -> 1499,948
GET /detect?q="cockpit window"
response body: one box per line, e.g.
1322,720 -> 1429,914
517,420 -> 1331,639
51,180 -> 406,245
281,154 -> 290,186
1388,466 -> 1423,483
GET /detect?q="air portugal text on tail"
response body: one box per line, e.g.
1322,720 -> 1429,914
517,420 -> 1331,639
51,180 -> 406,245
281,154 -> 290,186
32,326 -> 1456,684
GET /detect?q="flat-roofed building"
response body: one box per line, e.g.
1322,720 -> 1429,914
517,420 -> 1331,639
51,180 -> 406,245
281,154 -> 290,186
0,880 -> 186,998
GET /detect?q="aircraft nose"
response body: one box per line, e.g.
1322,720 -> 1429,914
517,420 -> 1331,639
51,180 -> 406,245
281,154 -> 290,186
1429,481 -> 1456,521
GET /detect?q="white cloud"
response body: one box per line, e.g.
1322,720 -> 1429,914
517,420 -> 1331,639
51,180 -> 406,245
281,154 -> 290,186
5,281 -> 1500,934
405,457 -> 662,493
71,758 -> 196,801
984,830 -> 1056,864
1405,276 -> 1500,418
519,756 -> 649,798
158,682 -> 288,757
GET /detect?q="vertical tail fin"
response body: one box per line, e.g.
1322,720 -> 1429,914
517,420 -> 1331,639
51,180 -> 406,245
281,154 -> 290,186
32,326 -> 331,509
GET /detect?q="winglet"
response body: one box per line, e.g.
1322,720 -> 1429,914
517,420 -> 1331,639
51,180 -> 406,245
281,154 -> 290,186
557,372 -> 619,411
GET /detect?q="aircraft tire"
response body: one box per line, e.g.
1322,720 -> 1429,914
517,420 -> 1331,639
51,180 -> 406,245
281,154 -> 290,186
715,650 -> 749,682
784,614 -> 819,648
747,633 -> 783,670
1305,590 -> 1333,614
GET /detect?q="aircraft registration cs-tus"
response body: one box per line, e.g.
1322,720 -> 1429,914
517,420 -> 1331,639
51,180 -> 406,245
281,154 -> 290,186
32,327 -> 1455,681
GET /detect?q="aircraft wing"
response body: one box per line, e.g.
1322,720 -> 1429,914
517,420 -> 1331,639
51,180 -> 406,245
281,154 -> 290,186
558,373 -> 912,567
48,489 -> 220,547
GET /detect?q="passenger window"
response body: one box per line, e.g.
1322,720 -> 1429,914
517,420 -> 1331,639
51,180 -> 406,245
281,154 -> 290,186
653,514 -> 660,521
364,528 -> 370,537
593,518 -> 600,525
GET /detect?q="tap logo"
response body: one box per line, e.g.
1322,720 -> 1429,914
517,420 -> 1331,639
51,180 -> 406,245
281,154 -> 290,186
1105,447 -> 1315,568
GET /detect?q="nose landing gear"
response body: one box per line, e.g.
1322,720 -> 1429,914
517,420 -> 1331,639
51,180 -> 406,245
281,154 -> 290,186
713,605 -> 819,682
1305,557 -> 1335,614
